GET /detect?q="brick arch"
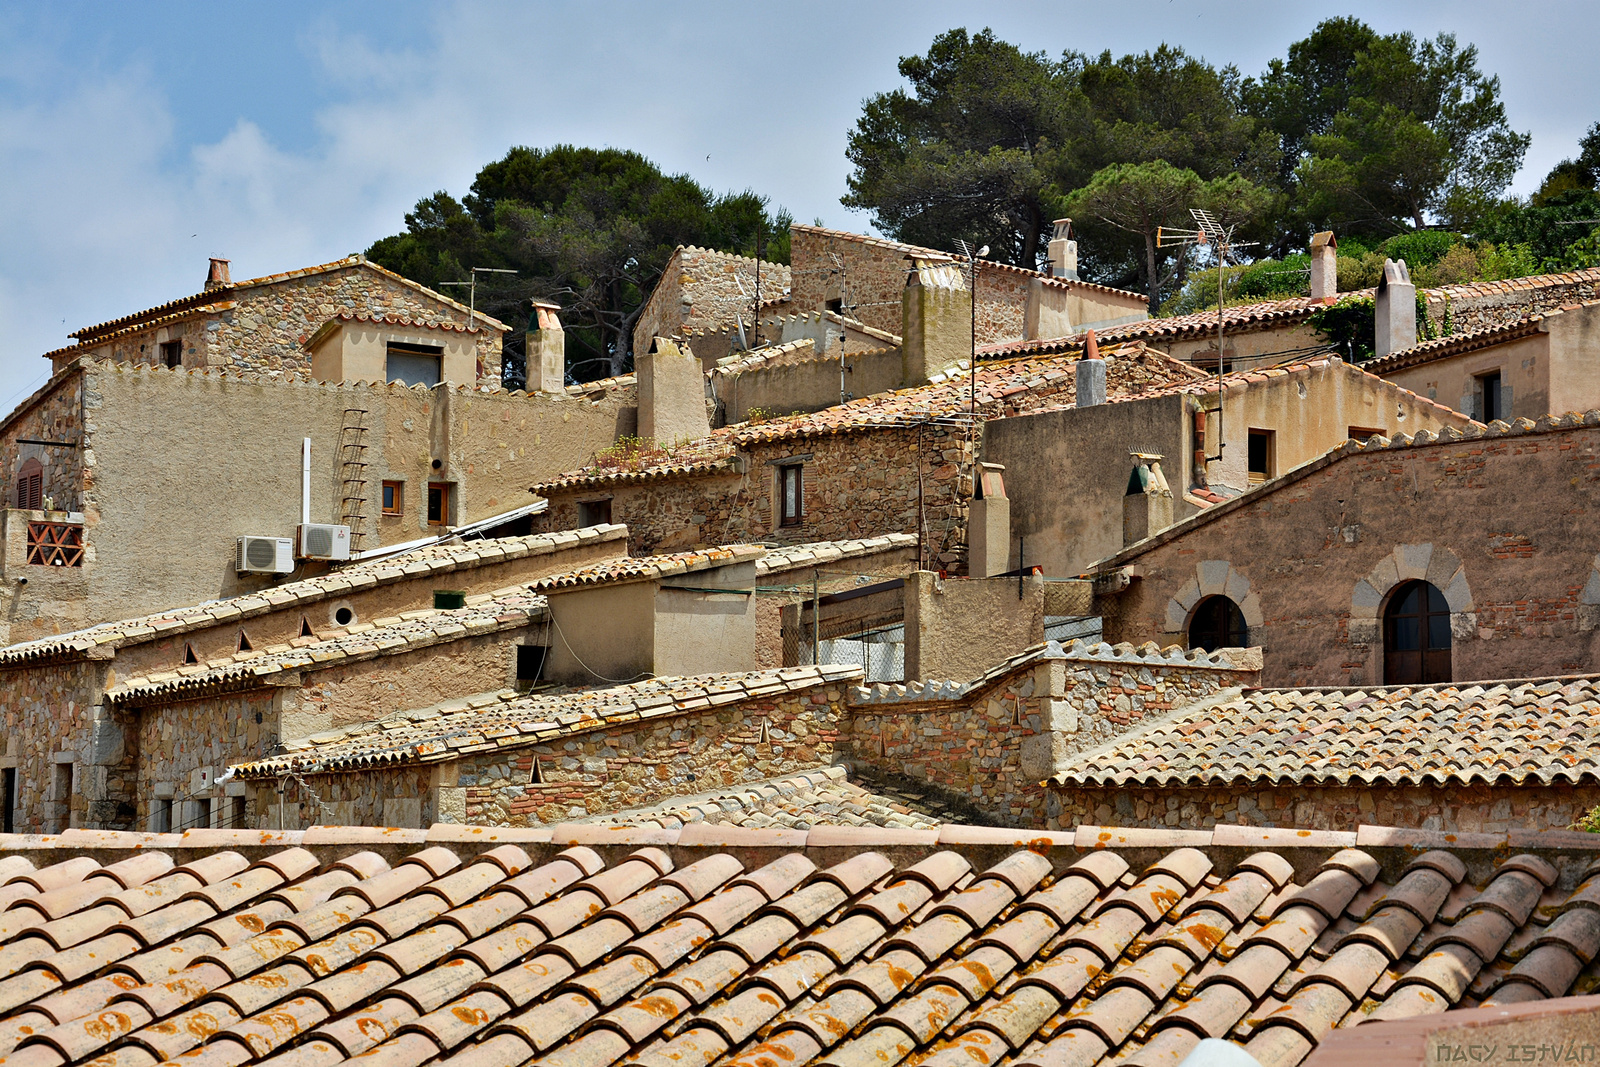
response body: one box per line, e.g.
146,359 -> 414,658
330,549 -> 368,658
1350,544 -> 1473,620
1164,560 -> 1263,635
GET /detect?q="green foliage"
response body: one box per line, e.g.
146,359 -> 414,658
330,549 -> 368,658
1309,295 -> 1377,362
1380,230 -> 1460,268
1162,254 -> 1309,317
1574,803 -> 1600,834
366,145 -> 791,385
593,436 -> 670,472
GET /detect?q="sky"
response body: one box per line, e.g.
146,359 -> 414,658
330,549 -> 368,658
1,0 -> 1596,410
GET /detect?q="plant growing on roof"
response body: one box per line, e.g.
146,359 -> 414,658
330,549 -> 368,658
593,436 -> 670,472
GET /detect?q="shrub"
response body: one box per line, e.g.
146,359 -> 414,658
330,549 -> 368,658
1381,230 -> 1461,268
1309,296 -> 1376,362
593,436 -> 669,471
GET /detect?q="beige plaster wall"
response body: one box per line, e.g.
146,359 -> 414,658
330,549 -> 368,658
1153,321 -> 1326,372
1546,305 -> 1600,417
309,321 -> 478,385
637,339 -> 711,445
714,347 -> 905,425
904,571 -> 1045,682
1023,277 -> 1150,342
653,587 -> 757,676
545,581 -> 656,685
1381,334 -> 1549,422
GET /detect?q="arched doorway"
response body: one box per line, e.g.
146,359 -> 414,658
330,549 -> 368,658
1384,579 -> 1452,684
1189,595 -> 1248,651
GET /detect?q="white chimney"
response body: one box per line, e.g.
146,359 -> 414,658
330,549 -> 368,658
1374,258 -> 1416,358
1048,219 -> 1079,281
1309,231 -> 1337,303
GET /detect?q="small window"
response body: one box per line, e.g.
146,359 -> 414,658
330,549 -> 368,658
1347,426 -> 1385,443
578,499 -> 612,528
228,795 -> 246,829
16,458 -> 42,511
517,645 -> 549,685
1478,370 -> 1503,423
193,797 -> 212,830
154,796 -> 173,834
238,631 -> 252,652
427,483 -> 452,527
333,606 -> 355,627
299,616 -> 315,639
2,768 -> 14,835
779,464 -> 804,527
381,481 -> 403,516
183,644 -> 198,665
160,340 -> 183,368
1189,596 -> 1248,652
386,342 -> 443,387
1247,429 -> 1274,485
1384,579 -> 1452,685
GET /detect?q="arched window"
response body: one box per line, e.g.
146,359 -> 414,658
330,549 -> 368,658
15,459 -> 41,511
1189,596 -> 1248,651
1384,579 -> 1451,684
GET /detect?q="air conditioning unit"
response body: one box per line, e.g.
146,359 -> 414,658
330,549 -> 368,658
297,523 -> 351,561
236,536 -> 294,574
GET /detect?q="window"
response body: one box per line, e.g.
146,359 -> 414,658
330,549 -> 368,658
1478,370 -> 1503,423
160,340 -> 183,369
52,762 -> 72,833
192,797 -> 212,830
386,342 -> 444,387
2,768 -> 13,835
16,458 -> 42,511
1188,596 -> 1248,652
154,796 -> 173,833
578,498 -> 612,528
334,606 -> 355,627
517,645 -> 549,686
1247,429 -> 1275,485
427,482 -> 452,526
228,795 -> 246,829
779,464 -> 803,527
381,481 -> 403,517
1384,579 -> 1452,685
1347,426 -> 1386,444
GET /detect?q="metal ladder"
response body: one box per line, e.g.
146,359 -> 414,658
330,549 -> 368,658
338,408 -> 371,551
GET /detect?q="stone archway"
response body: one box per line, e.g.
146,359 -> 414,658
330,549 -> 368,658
1164,560 -> 1263,638
1348,544 -> 1475,649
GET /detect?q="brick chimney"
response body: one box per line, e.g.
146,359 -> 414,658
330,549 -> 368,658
1374,258 -> 1416,358
1309,231 -> 1337,303
1048,219 -> 1079,281
1123,453 -> 1173,547
527,301 -> 566,393
205,258 -> 231,290
1076,329 -> 1106,407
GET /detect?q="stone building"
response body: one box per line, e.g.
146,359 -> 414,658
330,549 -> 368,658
45,254 -> 511,387
1365,298 -> 1600,423
0,359 -> 637,639
1092,412 -> 1600,687
631,245 -> 792,359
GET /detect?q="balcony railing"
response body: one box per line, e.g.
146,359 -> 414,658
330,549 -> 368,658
27,522 -> 84,567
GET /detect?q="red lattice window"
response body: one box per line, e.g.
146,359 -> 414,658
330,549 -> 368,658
27,522 -> 83,567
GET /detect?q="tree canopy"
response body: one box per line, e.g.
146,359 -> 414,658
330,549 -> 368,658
366,146 -> 790,385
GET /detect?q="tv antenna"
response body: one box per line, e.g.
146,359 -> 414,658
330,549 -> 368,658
954,240 -> 988,416
1157,209 -> 1256,468
440,266 -> 518,329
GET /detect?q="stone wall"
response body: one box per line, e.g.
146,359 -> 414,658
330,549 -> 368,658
64,260 -> 506,387
1047,781 -> 1600,835
136,690 -> 278,829
632,247 -> 791,359
0,661 -> 107,833
790,227 -> 926,339
0,369 -> 85,513
1427,269 -> 1600,333
1097,417 -> 1600,687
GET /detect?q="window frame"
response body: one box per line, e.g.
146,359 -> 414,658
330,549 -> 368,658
159,340 -> 183,369
577,498 -> 612,528
16,457 -> 42,511
1246,429 -> 1275,485
1383,579 -> 1453,685
778,464 -> 804,527
426,482 -> 453,527
1347,426 -> 1386,444
1188,595 -> 1249,652
381,481 -> 404,517
1477,370 -> 1503,423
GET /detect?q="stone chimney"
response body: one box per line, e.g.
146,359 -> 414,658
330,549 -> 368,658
1374,258 -> 1416,358
1076,329 -> 1106,408
901,255 -> 971,387
1048,219 -> 1079,281
527,301 -> 566,393
638,338 -> 711,444
1124,453 -> 1173,546
205,258 -> 231,290
967,463 -> 1010,578
1309,231 -> 1337,303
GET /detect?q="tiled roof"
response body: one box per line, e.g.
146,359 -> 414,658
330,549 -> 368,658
0,825 -> 1599,1067
1361,299 -> 1600,375
105,589 -> 549,708
1096,409 -> 1598,571
979,296 -> 1341,359
231,666 -> 863,777
43,300 -> 239,360
1055,675 -> 1600,789
581,766 -> 952,830
0,527 -> 626,669
712,339 -> 820,375
752,534 -> 917,575
65,254 -> 505,348
526,545 -> 765,591
1426,265 -> 1600,303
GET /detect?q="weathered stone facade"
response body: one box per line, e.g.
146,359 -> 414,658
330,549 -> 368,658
1426,267 -> 1600,333
1047,782 -> 1600,835
51,257 -> 507,387
632,246 -> 791,359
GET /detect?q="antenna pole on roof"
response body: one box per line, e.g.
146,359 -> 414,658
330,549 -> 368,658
955,240 -> 987,417
440,266 -> 518,331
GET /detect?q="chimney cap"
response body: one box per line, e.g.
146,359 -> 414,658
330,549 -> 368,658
205,257 -> 231,290
1310,231 -> 1336,251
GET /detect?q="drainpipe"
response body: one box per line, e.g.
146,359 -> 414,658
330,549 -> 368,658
301,439 -> 311,526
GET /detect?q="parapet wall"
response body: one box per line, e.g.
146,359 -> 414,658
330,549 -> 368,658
712,342 -> 904,425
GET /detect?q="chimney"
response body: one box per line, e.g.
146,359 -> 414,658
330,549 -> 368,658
638,337 -> 711,444
1374,258 -> 1416,358
1048,219 -> 1079,281
1309,231 -> 1337,303
205,258 -> 231,290
1123,453 -> 1173,547
901,255 -> 971,387
967,463 -> 1010,578
527,302 -> 566,393
1075,329 -> 1106,407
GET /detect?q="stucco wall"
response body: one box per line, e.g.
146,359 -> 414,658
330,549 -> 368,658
1380,334 -> 1549,422
904,572 -> 1045,682
308,320 -> 478,386
1047,781 -> 1600,835
653,587 -> 757,677
545,582 -> 656,685
1546,305 -> 1600,418
713,347 -> 905,425
1098,421 -> 1600,687
1154,321 -> 1327,372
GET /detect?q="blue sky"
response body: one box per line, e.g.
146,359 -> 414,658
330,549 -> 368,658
2,0 -> 1596,408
